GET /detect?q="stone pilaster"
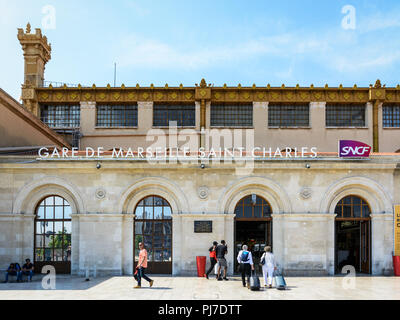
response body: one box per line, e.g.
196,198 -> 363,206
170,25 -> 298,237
371,213 -> 394,275
138,101 -> 153,131
122,214 -> 135,275
0,214 -> 35,270
80,101 -> 96,136
75,214 -> 125,276
253,102 -> 268,129
224,214 -> 235,276
172,214 -> 182,276
272,214 -> 336,276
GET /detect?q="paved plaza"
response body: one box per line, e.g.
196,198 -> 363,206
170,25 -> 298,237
1,275 -> 400,300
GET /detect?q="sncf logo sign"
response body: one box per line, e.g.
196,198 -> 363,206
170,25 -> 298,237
339,140 -> 372,158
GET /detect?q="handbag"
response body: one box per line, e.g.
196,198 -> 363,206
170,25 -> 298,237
260,253 -> 266,266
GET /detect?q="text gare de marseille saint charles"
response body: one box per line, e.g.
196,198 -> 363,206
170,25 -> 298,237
37,146 -> 319,159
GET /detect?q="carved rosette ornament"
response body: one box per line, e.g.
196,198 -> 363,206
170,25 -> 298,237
198,186 -> 209,200
300,187 -> 312,200
95,188 -> 106,200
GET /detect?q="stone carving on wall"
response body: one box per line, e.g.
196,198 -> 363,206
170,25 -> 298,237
198,186 -> 209,200
95,188 -> 106,200
300,187 -> 312,200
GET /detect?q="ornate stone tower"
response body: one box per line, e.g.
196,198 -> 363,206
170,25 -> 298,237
17,23 -> 51,116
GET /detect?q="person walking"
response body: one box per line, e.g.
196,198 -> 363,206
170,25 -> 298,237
237,245 -> 254,288
205,241 -> 218,280
134,242 -> 154,289
216,240 -> 229,281
261,246 -> 277,288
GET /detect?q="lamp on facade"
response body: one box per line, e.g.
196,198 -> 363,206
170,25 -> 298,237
251,194 -> 257,206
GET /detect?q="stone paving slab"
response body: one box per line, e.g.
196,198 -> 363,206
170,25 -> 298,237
1,276 -> 400,300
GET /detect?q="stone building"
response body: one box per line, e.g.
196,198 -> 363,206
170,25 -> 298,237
0,25 -> 399,276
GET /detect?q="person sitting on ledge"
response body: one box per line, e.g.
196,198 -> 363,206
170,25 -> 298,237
21,259 -> 34,282
3,263 -> 20,283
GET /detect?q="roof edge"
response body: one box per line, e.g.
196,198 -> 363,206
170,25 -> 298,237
0,88 -> 71,149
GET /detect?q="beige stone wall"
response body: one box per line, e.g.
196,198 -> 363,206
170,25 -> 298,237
273,214 -> 336,276
79,101 -> 201,151
254,102 -> 373,152
0,157 -> 398,276
0,215 -> 34,266
72,101 -> 395,152
379,105 -> 400,153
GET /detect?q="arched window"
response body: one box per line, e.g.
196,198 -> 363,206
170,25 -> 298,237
34,196 -> 72,273
335,195 -> 371,219
334,195 -> 372,274
234,195 -> 272,219
134,196 -> 172,274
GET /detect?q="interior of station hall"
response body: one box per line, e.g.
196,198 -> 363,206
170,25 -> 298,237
0,24 -> 399,277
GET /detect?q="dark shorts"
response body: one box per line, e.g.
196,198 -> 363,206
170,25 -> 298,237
218,258 -> 227,268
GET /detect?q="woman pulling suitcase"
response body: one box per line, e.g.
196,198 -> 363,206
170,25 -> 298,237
260,246 -> 277,288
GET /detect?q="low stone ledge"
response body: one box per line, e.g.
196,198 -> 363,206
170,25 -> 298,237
76,268 -> 123,277
282,269 -> 330,277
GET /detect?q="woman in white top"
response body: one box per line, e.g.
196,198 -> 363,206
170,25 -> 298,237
261,246 -> 276,288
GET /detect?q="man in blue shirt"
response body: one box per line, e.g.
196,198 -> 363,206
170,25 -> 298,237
237,245 -> 255,288
21,259 -> 34,282
3,263 -> 20,283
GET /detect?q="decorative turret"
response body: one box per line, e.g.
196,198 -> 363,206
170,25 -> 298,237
18,23 -> 51,87
17,23 -> 51,115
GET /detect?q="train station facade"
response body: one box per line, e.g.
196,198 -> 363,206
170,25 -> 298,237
0,25 -> 399,277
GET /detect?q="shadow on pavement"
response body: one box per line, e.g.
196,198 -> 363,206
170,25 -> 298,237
0,276 -> 129,291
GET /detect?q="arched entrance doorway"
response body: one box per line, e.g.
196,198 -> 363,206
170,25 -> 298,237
134,195 -> 173,274
34,196 -> 72,274
335,195 -> 371,274
234,195 -> 272,273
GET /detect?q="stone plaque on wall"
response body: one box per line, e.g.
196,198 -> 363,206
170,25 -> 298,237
194,221 -> 213,233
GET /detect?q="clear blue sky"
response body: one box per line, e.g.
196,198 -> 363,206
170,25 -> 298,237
1,0 -> 400,100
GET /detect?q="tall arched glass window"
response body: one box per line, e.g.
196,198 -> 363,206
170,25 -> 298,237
335,195 -> 371,219
134,196 -> 172,274
34,196 -> 72,272
234,195 -> 272,219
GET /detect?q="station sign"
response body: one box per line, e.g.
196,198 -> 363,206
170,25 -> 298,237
395,206 -> 400,257
339,140 -> 372,158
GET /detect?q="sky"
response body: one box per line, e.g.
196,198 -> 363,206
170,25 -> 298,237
1,0 -> 400,100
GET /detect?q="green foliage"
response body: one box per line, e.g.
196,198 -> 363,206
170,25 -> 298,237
48,228 -> 71,248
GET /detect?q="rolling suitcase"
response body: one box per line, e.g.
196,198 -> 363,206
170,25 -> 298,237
249,270 -> 261,291
274,270 -> 287,291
